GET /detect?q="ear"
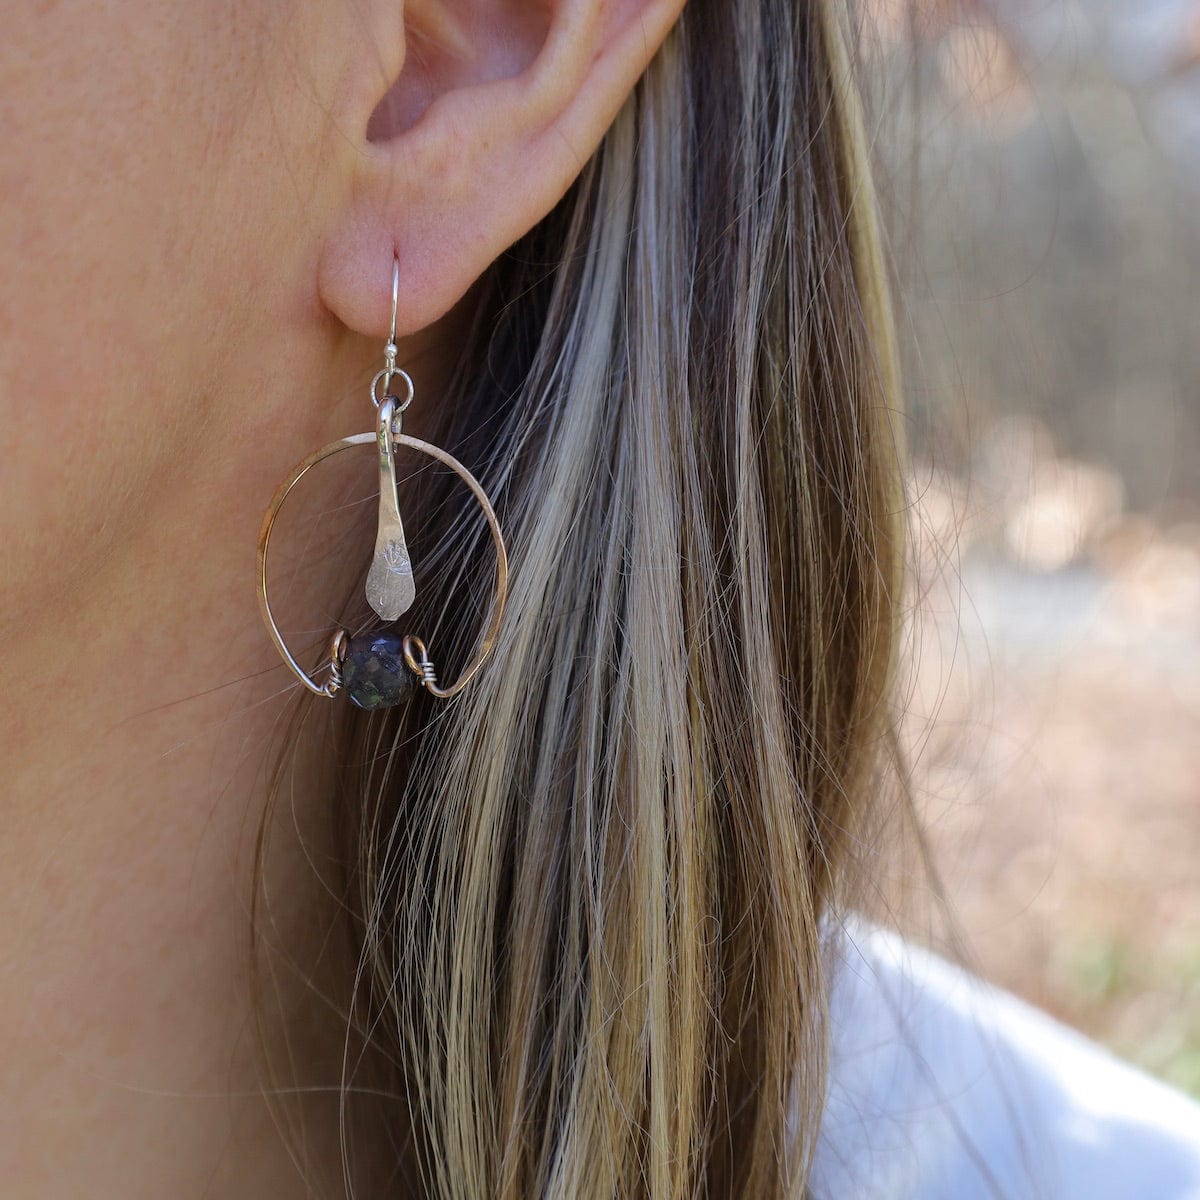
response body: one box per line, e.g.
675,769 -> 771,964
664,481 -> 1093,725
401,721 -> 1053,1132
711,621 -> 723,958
317,0 -> 686,340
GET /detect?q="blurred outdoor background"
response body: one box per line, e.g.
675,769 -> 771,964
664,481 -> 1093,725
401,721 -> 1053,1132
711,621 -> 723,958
864,0 -> 1200,1096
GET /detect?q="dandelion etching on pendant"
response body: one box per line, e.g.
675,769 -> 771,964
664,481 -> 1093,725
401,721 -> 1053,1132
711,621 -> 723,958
381,540 -> 412,576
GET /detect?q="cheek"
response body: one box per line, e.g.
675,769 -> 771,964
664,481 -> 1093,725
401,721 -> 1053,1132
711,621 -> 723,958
0,3 -> 253,372
0,2 -> 328,630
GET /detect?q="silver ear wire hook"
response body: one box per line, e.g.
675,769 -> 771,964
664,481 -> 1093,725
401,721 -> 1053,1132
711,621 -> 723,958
370,255 -> 413,411
390,256 -> 399,345
383,255 -> 399,386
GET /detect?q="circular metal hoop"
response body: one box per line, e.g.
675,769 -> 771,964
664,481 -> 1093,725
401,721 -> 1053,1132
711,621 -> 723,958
257,430 -> 509,700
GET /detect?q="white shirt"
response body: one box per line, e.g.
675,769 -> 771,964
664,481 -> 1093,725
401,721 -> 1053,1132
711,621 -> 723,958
811,920 -> 1200,1199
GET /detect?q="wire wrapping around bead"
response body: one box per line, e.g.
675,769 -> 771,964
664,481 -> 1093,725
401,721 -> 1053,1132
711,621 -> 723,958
402,634 -> 439,691
322,629 -> 348,697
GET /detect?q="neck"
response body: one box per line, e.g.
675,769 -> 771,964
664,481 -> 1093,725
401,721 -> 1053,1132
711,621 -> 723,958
3,499 -> 326,1195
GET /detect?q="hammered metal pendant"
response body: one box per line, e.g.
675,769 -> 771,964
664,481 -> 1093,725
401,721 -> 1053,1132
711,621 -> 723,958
364,395 -> 416,621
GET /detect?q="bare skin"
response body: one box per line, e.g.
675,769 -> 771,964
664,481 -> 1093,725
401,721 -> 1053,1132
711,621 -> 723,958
0,0 -> 684,1193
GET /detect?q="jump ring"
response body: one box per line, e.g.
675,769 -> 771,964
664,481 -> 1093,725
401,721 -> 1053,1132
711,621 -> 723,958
371,366 -> 414,411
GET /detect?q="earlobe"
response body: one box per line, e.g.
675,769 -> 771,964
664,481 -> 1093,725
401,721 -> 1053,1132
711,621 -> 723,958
316,0 -> 687,342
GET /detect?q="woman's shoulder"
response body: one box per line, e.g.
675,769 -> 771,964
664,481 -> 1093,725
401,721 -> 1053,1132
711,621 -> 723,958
810,917 -> 1200,1200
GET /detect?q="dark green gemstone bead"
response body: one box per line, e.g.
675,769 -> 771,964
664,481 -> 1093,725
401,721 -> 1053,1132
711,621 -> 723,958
342,631 -> 416,710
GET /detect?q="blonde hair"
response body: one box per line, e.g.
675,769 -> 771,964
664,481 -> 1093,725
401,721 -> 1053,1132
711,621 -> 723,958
257,0 -> 904,1195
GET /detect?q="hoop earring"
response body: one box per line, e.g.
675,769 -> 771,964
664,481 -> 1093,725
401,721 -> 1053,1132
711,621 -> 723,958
256,257 -> 509,707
